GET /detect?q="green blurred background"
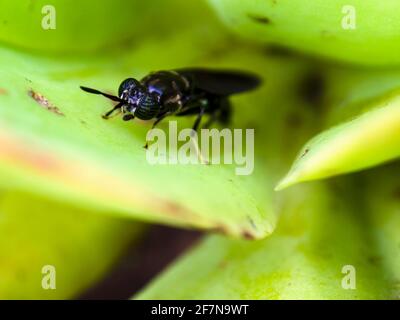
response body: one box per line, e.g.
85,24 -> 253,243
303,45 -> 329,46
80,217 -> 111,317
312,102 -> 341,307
2,0 -> 400,300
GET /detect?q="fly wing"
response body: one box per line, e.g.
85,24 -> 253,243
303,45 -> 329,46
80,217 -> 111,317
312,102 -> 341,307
176,68 -> 261,96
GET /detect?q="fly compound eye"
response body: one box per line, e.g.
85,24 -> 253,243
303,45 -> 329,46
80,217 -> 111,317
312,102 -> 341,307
118,78 -> 141,97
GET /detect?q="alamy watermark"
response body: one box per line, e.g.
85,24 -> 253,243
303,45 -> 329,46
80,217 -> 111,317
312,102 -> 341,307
41,5 -> 56,30
41,265 -> 56,290
341,264 -> 356,290
145,121 -> 255,175
341,5 -> 356,30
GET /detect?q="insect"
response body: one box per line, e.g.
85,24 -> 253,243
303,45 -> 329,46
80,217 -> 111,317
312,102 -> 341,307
80,68 -> 261,139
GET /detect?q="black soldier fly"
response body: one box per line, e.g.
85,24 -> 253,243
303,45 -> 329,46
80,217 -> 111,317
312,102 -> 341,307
80,68 -> 261,142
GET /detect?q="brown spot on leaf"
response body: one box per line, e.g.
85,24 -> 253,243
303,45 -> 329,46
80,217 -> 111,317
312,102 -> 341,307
247,14 -> 271,25
300,148 -> 309,158
162,200 -> 202,221
0,88 -> 8,95
28,89 -> 64,116
212,225 -> 230,235
242,230 -> 256,240
213,222 -> 257,239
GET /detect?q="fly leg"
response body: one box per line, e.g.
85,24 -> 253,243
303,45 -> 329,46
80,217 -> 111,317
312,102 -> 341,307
191,106 -> 205,132
202,110 -> 218,129
202,98 -> 231,129
198,98 -> 231,164
191,106 -> 210,165
144,112 -> 172,149
174,98 -> 210,164
217,98 -> 232,126
102,102 -> 123,119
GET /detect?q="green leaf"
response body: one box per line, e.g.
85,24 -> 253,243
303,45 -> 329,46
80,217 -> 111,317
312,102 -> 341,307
0,190 -> 142,299
0,6 -> 319,238
0,0 -> 211,54
135,179 -> 391,299
208,0 -> 400,66
276,71 -> 400,190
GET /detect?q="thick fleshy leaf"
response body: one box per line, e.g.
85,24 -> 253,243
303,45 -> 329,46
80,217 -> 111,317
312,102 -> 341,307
276,69 -> 400,190
208,0 -> 400,66
0,190 -> 142,299
0,0 -> 210,53
136,179 -> 391,299
0,5 -> 319,238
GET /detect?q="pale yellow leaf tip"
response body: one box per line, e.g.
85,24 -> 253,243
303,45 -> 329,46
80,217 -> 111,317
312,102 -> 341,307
274,172 -> 299,191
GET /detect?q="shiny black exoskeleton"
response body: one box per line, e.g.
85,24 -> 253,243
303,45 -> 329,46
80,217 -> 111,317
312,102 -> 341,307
80,68 -> 260,133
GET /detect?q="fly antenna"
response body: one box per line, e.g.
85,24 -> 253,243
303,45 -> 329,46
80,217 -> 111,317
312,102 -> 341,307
80,86 -> 123,102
